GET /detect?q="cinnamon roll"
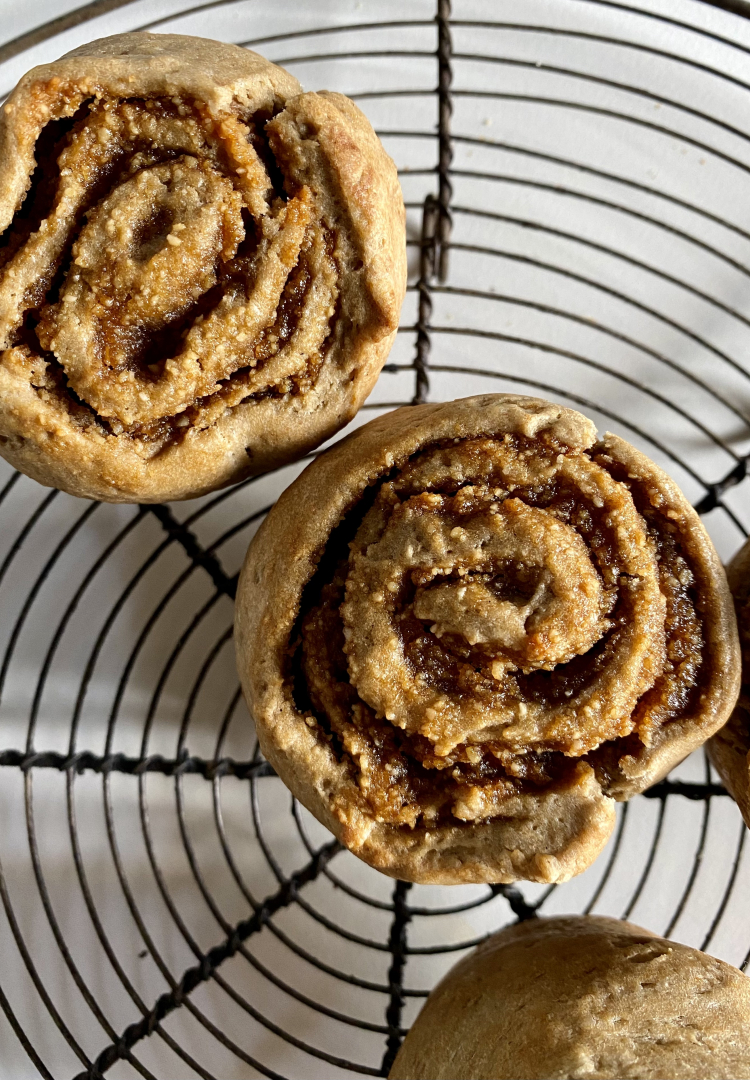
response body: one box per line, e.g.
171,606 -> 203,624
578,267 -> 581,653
235,395 -> 739,884
708,537 -> 750,826
0,33 -> 405,501
389,916 -> 750,1080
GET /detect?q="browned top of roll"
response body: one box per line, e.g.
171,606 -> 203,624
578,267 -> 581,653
235,394 -> 739,885
389,915 -> 750,1080
0,33 -> 405,501
708,536 -> 750,826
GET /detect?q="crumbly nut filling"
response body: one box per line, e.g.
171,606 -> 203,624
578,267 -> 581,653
297,434 -> 706,830
0,95 -> 339,452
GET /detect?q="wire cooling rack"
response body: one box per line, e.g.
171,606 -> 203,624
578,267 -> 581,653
1,0 -> 750,1076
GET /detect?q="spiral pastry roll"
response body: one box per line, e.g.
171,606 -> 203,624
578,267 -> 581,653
0,33 -> 405,501
235,395 -> 739,884
708,538 -> 750,827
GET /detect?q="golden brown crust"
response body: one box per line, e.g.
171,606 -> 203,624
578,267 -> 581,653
235,394 -> 738,885
707,537 -> 750,827
0,33 -> 405,502
596,435 -> 741,797
389,915 -> 750,1080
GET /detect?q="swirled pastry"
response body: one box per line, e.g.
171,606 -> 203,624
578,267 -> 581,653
708,537 -> 750,826
235,395 -> 739,884
389,916 -> 750,1079
0,33 -> 405,501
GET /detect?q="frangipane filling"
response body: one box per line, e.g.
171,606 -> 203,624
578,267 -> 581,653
0,95 -> 338,452
296,434 -> 705,830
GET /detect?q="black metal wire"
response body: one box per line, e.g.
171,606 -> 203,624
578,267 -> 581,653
0,1 -> 749,1077
436,0 -> 453,282
380,882 -> 413,1076
412,195 -> 437,405
75,841 -> 340,1080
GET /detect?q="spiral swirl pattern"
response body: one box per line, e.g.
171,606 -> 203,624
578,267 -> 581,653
0,34 -> 405,501
301,431 -> 701,829
237,395 -> 739,884
341,440 -> 668,762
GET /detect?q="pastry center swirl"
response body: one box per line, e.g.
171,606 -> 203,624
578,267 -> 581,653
0,97 -> 339,441
300,434 -> 704,827
368,497 -> 608,663
342,451 -> 666,757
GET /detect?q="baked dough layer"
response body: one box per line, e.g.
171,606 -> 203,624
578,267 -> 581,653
389,915 -> 750,1080
235,394 -> 739,884
0,33 -> 405,501
708,537 -> 750,826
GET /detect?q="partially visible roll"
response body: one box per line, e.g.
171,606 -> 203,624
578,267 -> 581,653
235,394 -> 739,885
708,537 -> 750,826
0,33 -> 405,501
389,915 -> 750,1080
